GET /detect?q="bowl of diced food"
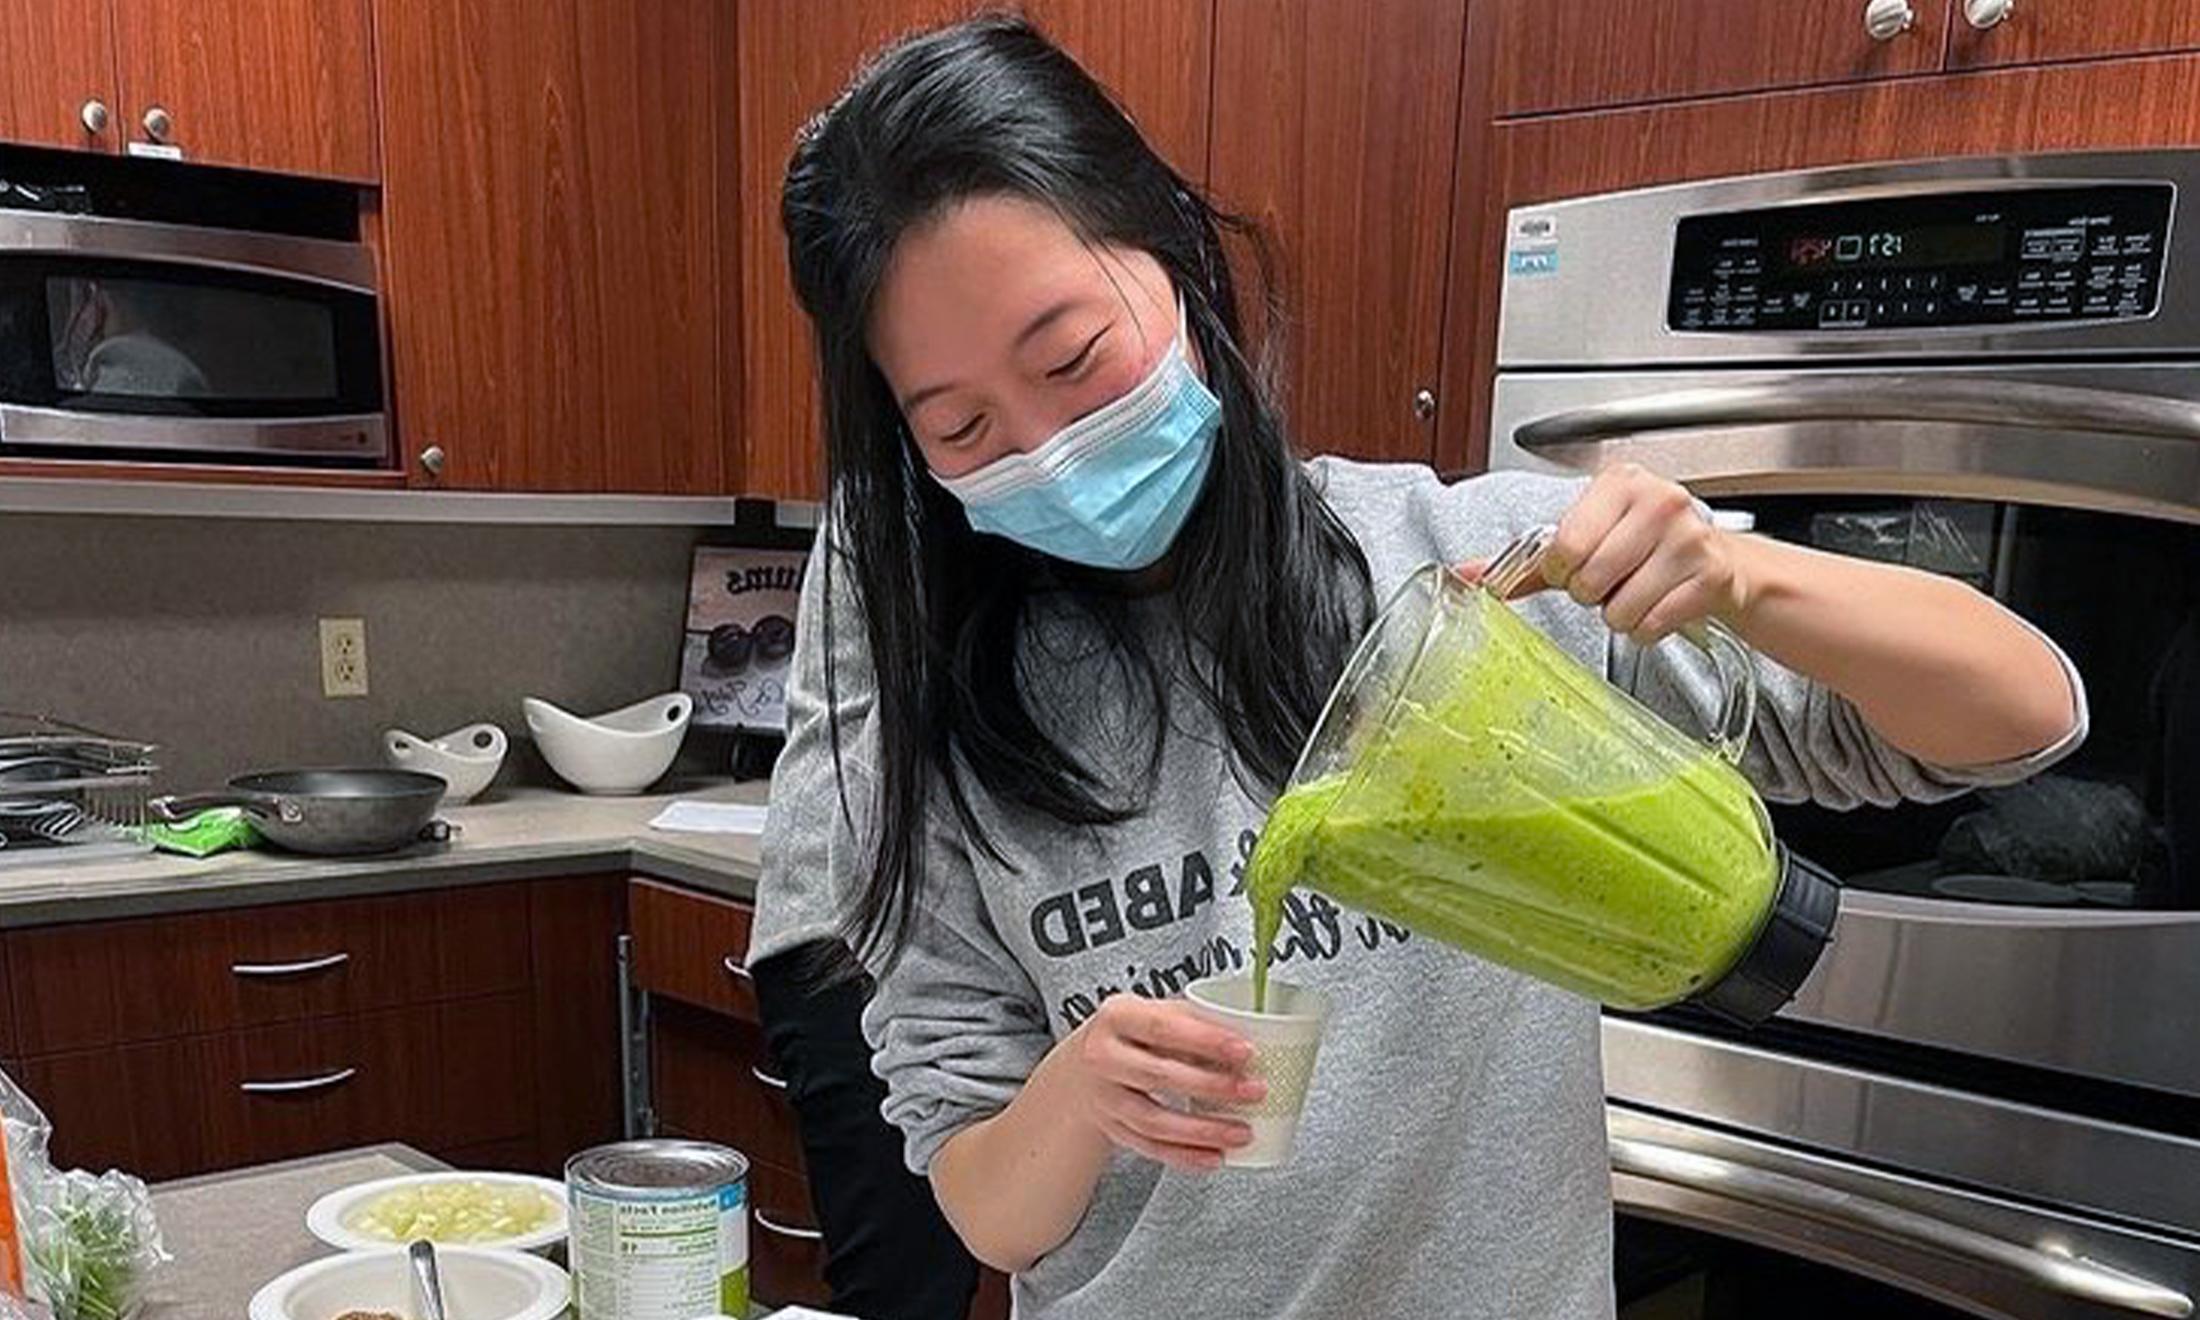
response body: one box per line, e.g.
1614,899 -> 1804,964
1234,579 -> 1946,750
304,1172 -> 568,1255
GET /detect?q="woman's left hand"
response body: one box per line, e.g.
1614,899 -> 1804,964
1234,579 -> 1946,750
1469,463 -> 1749,645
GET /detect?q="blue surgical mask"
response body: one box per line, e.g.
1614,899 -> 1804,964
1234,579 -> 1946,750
933,325 -> 1221,572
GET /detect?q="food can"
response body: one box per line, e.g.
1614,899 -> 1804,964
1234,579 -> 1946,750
567,1139 -> 751,1320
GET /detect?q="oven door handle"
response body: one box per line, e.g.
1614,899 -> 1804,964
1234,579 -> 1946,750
1516,378 -> 2200,449
1610,1136 -> 2195,1317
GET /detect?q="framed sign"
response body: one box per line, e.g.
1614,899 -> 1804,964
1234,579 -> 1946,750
680,546 -> 805,732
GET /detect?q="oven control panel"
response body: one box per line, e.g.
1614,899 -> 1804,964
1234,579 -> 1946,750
1668,184 -> 2173,333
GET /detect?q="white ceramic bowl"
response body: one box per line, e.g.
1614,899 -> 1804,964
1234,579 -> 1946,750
249,1245 -> 568,1320
304,1170 -> 569,1254
524,692 -> 692,795
382,722 -> 508,805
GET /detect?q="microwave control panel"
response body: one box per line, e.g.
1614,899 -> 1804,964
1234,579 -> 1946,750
1667,184 -> 2173,333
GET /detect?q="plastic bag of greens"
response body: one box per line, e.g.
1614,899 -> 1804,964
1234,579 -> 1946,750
0,1070 -> 167,1320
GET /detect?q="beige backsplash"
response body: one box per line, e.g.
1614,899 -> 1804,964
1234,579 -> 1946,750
0,511 -> 742,793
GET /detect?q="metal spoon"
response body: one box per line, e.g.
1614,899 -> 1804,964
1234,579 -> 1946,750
407,1239 -> 448,1320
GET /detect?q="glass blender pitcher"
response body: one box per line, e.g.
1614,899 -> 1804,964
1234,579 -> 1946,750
1250,527 -> 1837,1025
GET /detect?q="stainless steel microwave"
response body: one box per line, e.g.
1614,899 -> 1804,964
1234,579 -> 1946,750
0,202 -> 385,464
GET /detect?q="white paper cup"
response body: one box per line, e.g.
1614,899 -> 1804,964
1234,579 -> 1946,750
1183,974 -> 1332,1168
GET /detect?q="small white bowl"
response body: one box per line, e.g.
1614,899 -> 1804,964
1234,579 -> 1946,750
305,1170 -> 569,1255
382,722 -> 508,805
524,692 -> 692,795
249,1245 -> 568,1320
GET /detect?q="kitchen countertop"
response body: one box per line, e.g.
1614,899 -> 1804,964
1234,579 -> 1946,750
0,779 -> 770,927
147,1144 -> 444,1319
145,1144 -> 775,1319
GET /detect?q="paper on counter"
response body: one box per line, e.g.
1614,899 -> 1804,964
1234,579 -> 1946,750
647,800 -> 770,834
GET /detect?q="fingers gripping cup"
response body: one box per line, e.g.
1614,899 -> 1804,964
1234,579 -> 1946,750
1183,975 -> 1332,1168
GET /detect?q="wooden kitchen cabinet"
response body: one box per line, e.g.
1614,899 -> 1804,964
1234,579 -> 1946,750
1947,0 -> 2200,70
0,0 -> 373,179
0,0 -> 122,155
734,0 -> 1216,502
1487,0 -> 1952,117
1440,49 -> 2200,473
528,874 -> 628,1174
1207,0 -> 1468,464
4,876 -> 624,1182
112,0 -> 378,180
374,0 -> 736,494
20,993 -> 533,1182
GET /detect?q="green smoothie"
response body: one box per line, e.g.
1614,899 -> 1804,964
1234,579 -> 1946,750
1250,586 -> 1776,1012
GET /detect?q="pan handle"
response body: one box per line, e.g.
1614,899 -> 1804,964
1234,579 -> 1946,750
149,789 -> 290,823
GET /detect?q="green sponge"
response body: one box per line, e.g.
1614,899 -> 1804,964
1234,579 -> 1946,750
142,807 -> 261,858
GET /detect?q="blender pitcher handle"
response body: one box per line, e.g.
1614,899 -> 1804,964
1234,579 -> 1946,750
1480,523 -> 1758,763
1680,618 -> 1758,765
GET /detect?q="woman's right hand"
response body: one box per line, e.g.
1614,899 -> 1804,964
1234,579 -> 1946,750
1057,994 -> 1264,1171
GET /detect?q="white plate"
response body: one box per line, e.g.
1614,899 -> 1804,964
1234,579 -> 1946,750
251,1245 -> 568,1320
305,1171 -> 569,1254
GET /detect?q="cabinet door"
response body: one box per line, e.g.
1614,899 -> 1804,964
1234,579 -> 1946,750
0,0 -> 120,155
1948,0 -> 2200,70
529,875 -> 627,1173
1441,53 -> 2200,474
376,0 -> 732,493
112,0 -> 377,180
1208,0 -> 1467,464
1487,0 -> 1951,117
735,0 -> 1215,502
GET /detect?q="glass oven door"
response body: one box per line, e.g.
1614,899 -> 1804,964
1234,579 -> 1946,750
1490,365 -> 2200,1101
0,210 -> 383,463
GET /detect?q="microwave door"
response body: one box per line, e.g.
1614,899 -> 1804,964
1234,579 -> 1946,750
0,237 -> 384,463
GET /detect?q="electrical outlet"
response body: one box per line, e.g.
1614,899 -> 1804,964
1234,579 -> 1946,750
319,617 -> 369,697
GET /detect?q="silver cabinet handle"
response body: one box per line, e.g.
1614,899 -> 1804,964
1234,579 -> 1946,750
1965,0 -> 2014,28
1412,387 -> 1438,422
231,952 -> 350,978
750,1064 -> 788,1091
752,1209 -> 824,1242
80,100 -> 109,134
722,954 -> 754,984
418,444 -> 446,476
141,105 -> 173,142
1516,378 -> 2200,450
1864,0 -> 1915,39
1611,1137 -> 2194,1317
240,1066 -> 358,1096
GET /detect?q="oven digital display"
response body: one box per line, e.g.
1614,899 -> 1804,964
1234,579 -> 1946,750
1781,224 -> 2006,271
1668,184 -> 2172,333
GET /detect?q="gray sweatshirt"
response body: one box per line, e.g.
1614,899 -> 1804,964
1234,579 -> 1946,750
757,459 -> 2086,1320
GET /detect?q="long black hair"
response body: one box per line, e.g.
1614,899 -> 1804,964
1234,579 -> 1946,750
782,14 -> 1372,968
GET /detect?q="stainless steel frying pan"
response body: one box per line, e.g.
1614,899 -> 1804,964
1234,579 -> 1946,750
150,768 -> 447,855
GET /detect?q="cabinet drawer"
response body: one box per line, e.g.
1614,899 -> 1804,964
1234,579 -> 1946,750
629,880 -> 758,1022
17,991 -> 534,1181
748,1159 -> 830,1309
7,885 -> 531,1054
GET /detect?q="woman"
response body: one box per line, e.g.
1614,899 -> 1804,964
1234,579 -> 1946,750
762,16 -> 2084,1319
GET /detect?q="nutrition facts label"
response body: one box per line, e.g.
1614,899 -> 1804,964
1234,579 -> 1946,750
571,1183 -> 750,1320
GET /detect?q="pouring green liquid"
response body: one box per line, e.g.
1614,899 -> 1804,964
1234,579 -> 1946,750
1248,584 -> 1776,1014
